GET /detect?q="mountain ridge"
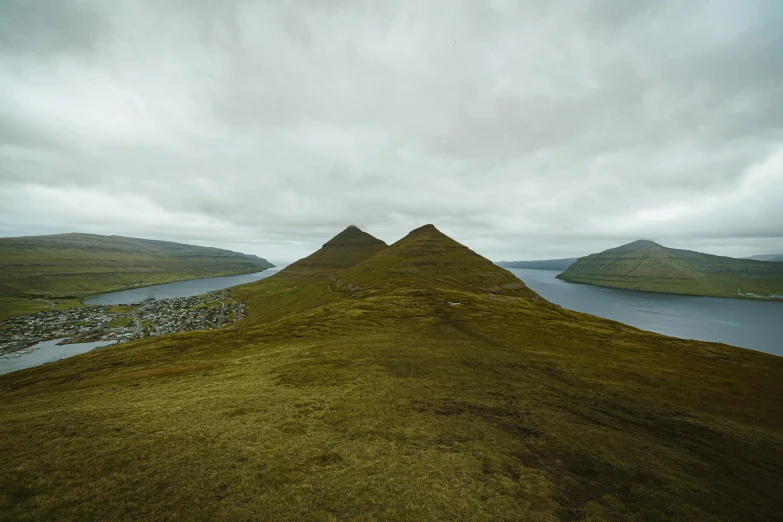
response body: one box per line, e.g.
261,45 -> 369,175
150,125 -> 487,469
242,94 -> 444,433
330,224 -> 539,299
0,232 -> 273,317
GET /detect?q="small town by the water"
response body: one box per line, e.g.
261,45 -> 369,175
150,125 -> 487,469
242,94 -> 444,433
0,290 -> 246,359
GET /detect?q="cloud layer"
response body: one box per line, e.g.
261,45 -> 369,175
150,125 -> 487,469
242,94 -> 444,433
1,0 -> 781,262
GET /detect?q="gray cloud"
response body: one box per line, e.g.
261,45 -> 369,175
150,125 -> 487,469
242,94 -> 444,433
1,0 -> 781,263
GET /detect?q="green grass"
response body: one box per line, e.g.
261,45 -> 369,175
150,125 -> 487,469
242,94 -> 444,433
107,317 -> 134,328
191,300 -> 224,310
0,233 -> 274,317
0,298 -> 84,319
558,239 -> 783,299
0,226 -> 781,520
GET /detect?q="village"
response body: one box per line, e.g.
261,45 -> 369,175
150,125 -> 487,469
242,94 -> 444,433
0,290 -> 246,358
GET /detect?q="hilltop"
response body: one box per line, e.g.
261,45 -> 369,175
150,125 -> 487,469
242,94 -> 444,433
0,233 -> 273,317
1,226 -> 781,520
557,239 -> 783,299
497,258 -> 577,271
330,224 -> 538,297
283,225 -> 387,275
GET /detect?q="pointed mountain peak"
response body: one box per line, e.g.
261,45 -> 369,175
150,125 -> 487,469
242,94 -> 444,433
323,225 -> 386,247
409,223 -> 438,233
283,226 -> 387,276
617,239 -> 665,252
630,239 -> 661,246
332,224 -> 541,300
395,223 -> 459,247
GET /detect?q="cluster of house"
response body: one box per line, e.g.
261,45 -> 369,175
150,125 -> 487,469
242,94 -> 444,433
131,292 -> 247,339
0,291 -> 247,357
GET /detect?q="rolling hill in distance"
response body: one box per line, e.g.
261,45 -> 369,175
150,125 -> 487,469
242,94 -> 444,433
749,254 -> 783,262
1,225 -> 781,520
496,258 -> 577,271
0,233 -> 273,318
557,239 -> 783,299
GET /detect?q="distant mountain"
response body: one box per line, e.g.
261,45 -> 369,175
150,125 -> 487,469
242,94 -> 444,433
0,233 -> 273,317
748,254 -> 783,262
496,258 -> 578,271
557,239 -> 783,299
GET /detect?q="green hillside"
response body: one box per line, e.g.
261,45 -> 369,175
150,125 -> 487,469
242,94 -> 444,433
237,225 -> 387,325
557,240 -> 783,299
284,225 -> 387,274
0,233 -> 274,317
497,258 -> 577,270
1,226 -> 781,520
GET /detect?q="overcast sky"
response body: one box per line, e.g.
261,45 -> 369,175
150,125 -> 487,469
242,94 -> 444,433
1,0 -> 781,264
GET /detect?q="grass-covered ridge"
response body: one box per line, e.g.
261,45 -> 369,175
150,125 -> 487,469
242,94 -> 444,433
1,226 -> 781,520
558,239 -> 783,299
0,233 -> 274,317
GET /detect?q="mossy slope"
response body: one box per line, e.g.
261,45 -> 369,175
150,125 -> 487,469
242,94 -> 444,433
558,239 -> 783,298
334,224 -> 538,298
233,225 -> 386,325
284,225 -> 387,275
1,226 -> 781,521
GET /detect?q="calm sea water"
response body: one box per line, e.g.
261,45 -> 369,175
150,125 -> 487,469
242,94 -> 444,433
84,267 -> 282,305
0,338 -> 116,375
510,269 -> 783,357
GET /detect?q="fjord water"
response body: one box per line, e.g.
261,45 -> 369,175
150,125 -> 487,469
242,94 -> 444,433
84,267 -> 282,305
510,268 -> 782,356
0,338 -> 116,375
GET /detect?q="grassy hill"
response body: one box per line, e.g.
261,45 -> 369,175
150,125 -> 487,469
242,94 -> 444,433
0,233 -> 273,317
497,258 -> 578,271
0,226 -> 781,520
557,240 -> 783,299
